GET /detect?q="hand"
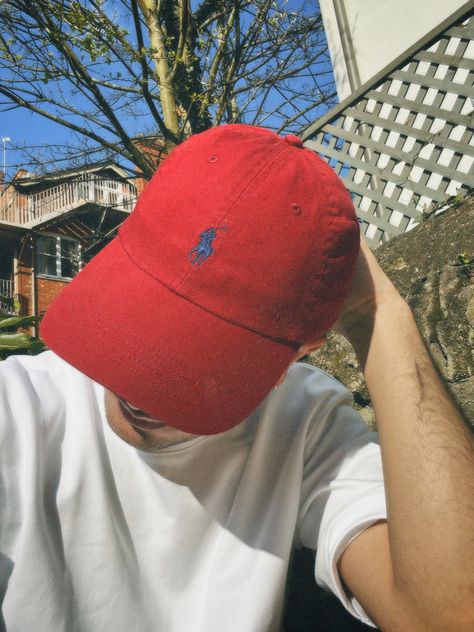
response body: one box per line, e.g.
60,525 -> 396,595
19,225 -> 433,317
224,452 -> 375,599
332,235 -> 403,340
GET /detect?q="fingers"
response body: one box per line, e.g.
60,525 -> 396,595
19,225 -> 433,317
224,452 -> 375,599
357,234 -> 403,306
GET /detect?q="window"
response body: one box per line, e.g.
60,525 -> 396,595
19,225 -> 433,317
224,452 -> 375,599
37,235 -> 82,279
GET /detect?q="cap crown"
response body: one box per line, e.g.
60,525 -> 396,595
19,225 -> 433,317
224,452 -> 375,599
120,124 -> 359,344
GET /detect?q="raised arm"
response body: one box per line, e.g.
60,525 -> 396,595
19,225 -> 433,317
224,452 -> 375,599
333,237 -> 474,632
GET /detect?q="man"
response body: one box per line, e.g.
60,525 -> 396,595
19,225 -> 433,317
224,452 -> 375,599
0,125 -> 473,632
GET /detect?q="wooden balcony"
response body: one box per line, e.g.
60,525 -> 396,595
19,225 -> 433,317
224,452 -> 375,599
0,174 -> 137,228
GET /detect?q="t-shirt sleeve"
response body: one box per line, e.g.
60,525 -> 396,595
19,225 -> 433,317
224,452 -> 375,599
295,374 -> 387,628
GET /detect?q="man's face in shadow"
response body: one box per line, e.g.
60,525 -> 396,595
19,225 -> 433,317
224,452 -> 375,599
104,390 -> 199,452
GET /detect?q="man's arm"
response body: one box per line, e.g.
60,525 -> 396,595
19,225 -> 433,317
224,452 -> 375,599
333,239 -> 474,632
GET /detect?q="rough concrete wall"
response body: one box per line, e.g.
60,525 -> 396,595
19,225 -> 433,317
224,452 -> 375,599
307,193 -> 474,430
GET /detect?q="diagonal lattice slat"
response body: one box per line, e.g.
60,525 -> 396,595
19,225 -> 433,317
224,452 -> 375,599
302,7 -> 474,247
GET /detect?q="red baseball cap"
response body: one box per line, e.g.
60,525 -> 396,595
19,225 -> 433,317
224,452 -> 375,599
40,124 -> 360,435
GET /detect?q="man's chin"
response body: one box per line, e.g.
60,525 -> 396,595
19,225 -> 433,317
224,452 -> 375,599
104,389 -> 199,452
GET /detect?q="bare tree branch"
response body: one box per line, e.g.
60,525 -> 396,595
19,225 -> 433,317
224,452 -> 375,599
0,0 -> 335,178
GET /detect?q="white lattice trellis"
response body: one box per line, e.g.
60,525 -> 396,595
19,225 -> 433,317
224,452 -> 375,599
302,6 -> 474,247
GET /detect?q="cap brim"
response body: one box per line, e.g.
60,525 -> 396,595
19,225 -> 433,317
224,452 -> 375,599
40,237 -> 297,435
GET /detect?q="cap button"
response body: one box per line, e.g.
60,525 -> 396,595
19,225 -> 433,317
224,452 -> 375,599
283,134 -> 303,148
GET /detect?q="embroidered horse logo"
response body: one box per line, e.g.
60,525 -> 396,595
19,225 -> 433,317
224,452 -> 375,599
188,226 -> 227,266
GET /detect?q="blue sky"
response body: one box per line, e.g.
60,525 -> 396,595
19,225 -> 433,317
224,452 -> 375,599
0,0 -> 332,181
1,110 -> 67,179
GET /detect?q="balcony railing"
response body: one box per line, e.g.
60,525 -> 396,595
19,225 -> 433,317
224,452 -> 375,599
302,5 -> 474,247
0,279 -> 14,315
0,173 -> 137,227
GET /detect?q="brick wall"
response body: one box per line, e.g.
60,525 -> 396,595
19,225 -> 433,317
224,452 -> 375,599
15,240 -> 68,324
16,264 -> 32,316
133,137 -> 167,195
16,241 -> 33,317
37,277 -> 68,317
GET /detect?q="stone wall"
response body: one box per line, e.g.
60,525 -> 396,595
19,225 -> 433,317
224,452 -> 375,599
307,192 -> 474,430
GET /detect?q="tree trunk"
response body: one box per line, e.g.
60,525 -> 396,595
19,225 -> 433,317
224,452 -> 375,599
137,0 -> 180,150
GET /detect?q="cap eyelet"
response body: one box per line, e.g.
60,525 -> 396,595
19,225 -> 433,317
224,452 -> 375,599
283,134 -> 304,148
208,155 -> 218,163
291,203 -> 302,215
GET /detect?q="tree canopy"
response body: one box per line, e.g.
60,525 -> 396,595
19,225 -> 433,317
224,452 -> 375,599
0,0 -> 335,179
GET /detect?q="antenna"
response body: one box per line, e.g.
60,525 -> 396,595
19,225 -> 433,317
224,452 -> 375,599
2,137 -> 11,184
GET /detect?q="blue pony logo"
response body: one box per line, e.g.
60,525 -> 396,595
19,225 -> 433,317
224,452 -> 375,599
188,226 -> 227,266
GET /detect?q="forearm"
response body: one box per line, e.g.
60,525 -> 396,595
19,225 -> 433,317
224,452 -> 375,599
347,295 -> 474,624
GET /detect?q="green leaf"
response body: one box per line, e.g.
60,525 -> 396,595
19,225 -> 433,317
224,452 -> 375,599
0,333 -> 36,350
0,316 -> 41,330
27,339 -> 47,354
457,252 -> 473,266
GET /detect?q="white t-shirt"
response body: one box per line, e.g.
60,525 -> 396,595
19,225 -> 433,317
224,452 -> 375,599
0,351 -> 386,631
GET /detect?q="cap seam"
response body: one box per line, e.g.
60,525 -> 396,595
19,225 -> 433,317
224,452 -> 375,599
118,232 -> 301,351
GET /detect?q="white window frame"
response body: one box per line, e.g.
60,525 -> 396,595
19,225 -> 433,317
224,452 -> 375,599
37,233 -> 82,280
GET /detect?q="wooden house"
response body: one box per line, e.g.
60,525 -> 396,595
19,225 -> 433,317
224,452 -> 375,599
0,162 -> 138,326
